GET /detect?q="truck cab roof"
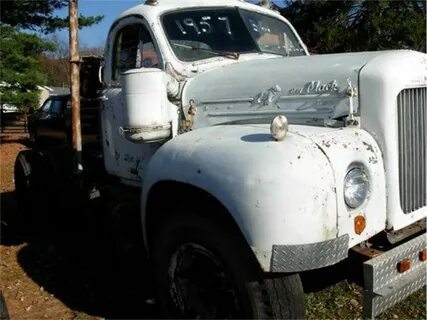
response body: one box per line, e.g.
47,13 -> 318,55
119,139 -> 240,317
118,0 -> 276,19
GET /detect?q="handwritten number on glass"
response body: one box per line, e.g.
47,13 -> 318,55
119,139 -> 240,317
200,16 -> 212,34
175,20 -> 187,34
183,18 -> 201,35
248,18 -> 259,33
175,16 -> 232,36
218,16 -> 232,35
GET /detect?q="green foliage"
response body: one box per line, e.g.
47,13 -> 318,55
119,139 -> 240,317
0,0 -> 103,33
0,25 -> 56,109
281,0 -> 426,53
0,0 -> 103,110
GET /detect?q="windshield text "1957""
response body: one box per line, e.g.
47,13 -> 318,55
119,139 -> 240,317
289,80 -> 339,95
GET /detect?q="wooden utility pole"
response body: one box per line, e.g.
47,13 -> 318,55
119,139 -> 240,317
69,0 -> 83,173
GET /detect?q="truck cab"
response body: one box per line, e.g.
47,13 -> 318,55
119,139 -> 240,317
100,0 -> 308,185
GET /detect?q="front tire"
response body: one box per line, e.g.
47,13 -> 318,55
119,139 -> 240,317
152,213 -> 305,319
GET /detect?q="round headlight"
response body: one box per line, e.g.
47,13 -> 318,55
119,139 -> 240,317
270,115 -> 288,141
344,167 -> 370,209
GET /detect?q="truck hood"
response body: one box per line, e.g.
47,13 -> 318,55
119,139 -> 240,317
181,50 -> 394,129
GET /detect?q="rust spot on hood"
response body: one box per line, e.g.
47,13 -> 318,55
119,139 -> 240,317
362,141 -> 374,153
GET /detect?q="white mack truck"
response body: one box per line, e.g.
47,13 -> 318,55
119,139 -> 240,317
14,0 -> 426,318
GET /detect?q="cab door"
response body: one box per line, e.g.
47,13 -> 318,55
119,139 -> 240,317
101,17 -> 163,184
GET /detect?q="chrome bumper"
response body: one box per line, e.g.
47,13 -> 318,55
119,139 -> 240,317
363,233 -> 426,318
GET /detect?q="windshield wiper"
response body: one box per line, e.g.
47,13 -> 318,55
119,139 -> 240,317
172,43 -> 240,60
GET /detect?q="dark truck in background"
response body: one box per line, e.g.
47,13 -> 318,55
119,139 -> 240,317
16,55 -> 112,239
28,56 -> 103,149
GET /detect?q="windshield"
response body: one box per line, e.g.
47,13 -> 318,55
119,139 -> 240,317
162,8 -> 305,62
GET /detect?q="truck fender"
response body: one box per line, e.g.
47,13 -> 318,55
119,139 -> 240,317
142,124 -> 338,271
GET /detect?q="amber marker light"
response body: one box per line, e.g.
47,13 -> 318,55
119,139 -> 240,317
397,259 -> 411,273
354,215 -> 366,235
419,249 -> 427,262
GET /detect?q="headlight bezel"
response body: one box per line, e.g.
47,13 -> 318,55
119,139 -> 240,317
343,165 -> 370,209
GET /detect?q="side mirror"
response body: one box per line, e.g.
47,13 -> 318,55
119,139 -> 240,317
120,68 -> 172,143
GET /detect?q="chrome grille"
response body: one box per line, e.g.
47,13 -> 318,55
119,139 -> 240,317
397,87 -> 427,213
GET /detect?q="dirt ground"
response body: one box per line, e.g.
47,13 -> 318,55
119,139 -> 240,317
0,131 -> 425,319
0,133 -> 157,319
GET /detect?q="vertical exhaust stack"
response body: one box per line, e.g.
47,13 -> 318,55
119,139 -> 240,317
69,0 -> 83,173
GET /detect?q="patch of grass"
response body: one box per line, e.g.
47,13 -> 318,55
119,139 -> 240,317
306,280 -> 426,319
379,289 -> 426,320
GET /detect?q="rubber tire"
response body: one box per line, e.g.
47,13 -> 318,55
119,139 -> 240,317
31,150 -> 66,236
0,291 -> 9,320
152,213 -> 306,319
13,150 -> 34,235
14,150 -> 64,238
